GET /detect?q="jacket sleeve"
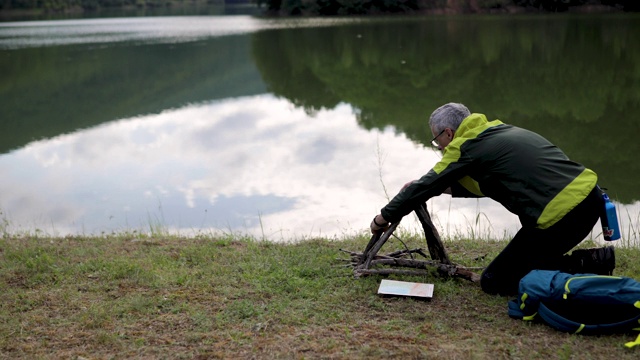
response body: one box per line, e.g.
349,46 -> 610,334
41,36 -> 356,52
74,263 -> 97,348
380,146 -> 474,223
450,181 -> 483,198
450,176 -> 484,198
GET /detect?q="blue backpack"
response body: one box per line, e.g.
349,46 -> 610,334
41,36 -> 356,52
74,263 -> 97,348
508,270 -> 640,348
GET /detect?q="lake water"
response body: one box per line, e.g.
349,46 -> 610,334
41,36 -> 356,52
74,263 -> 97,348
1,11 -> 639,244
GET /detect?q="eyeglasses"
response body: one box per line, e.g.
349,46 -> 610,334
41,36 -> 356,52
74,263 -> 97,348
430,129 -> 446,148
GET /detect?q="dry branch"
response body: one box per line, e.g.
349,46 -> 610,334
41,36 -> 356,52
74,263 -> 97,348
355,269 -> 431,277
415,203 -> 451,264
344,203 -> 481,283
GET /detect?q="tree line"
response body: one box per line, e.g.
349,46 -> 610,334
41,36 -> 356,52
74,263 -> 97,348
0,0 -> 221,12
261,0 -> 640,15
1,0 -> 638,14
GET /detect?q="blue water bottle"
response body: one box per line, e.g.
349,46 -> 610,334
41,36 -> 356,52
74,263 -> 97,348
601,192 -> 620,241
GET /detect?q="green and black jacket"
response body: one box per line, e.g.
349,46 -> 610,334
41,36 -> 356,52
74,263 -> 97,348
381,113 -> 598,229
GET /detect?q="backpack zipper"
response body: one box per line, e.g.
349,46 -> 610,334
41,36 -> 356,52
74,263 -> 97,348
563,275 -> 623,299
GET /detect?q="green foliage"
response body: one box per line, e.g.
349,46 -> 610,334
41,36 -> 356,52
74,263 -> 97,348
512,0 -> 587,12
259,0 -> 636,15
478,0 -> 512,8
265,0 -> 420,15
513,0 -> 639,12
1,0 -> 638,14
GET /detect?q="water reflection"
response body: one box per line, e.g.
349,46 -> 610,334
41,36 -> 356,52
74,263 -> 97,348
2,14 -> 640,244
0,95 -> 516,239
252,14 -> 640,203
4,94 -> 638,243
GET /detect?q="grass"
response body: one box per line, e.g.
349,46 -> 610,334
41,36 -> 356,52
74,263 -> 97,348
1,232 -> 639,359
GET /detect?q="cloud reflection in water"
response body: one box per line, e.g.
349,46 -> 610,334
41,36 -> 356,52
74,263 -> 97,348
0,94 -> 568,241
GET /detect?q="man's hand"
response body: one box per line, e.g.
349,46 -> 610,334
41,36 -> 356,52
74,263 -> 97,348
370,214 -> 390,234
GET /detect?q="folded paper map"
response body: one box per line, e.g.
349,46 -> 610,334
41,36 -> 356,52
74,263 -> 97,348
377,279 -> 434,299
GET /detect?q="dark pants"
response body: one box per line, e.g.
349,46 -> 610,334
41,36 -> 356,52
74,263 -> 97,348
480,187 -> 602,296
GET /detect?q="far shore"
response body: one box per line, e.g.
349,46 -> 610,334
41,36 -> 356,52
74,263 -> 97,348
0,2 -> 628,22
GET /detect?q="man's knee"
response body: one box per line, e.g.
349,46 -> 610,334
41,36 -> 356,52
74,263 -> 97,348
480,270 -> 518,296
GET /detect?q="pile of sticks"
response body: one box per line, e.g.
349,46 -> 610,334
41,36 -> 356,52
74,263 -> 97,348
341,203 -> 481,283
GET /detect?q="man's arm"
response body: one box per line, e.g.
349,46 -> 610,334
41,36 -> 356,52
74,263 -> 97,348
380,169 -> 454,223
403,180 -> 451,195
369,182 -> 452,234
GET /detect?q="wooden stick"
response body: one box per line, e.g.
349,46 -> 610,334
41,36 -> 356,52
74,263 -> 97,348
370,258 -> 439,268
358,232 -> 382,265
354,269 -> 431,277
385,248 -> 429,259
369,258 -> 481,282
360,222 -> 399,269
347,202 -> 481,283
415,203 -> 451,264
347,248 -> 481,282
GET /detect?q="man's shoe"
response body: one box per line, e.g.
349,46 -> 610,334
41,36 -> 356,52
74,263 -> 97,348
570,245 -> 616,275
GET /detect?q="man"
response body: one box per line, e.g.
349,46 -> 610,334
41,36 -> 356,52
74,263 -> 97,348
370,103 -> 615,296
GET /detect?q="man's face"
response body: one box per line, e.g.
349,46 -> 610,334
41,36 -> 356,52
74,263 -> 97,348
431,126 -> 454,150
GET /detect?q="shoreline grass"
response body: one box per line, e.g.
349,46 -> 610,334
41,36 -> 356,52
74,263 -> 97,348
1,233 -> 639,359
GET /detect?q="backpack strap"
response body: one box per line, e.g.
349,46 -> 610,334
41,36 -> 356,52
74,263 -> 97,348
625,302 -> 640,348
625,334 -> 640,349
537,302 -> 583,333
537,301 -> 640,335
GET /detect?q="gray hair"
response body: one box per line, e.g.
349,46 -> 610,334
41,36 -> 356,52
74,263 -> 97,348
429,103 -> 471,133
